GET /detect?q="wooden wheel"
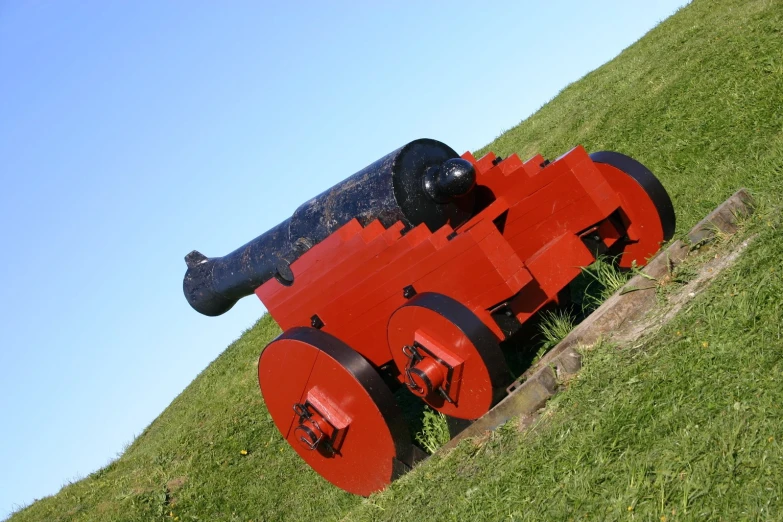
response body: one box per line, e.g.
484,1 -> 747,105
387,293 -> 510,420
591,151 -> 676,267
258,327 -> 413,496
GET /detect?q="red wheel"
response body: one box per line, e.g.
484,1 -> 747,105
387,293 -> 510,420
258,327 -> 413,496
591,151 -> 676,267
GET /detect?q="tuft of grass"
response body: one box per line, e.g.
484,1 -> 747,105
534,309 -> 577,362
579,256 -> 631,312
414,408 -> 450,455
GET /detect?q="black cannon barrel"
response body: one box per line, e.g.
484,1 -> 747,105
183,138 -> 477,316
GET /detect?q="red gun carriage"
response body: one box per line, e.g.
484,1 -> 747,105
183,139 -> 674,495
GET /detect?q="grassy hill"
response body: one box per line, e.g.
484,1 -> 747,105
10,0 -> 783,520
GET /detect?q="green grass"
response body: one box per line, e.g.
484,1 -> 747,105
578,256 -> 632,312
415,408 -> 451,455
9,0 -> 783,520
534,309 -> 577,362
8,318 -> 359,521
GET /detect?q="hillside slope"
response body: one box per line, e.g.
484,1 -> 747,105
10,0 -> 783,520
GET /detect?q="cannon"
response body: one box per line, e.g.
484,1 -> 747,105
183,139 -> 675,495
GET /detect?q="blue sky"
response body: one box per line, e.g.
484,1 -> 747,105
0,1 -> 686,517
